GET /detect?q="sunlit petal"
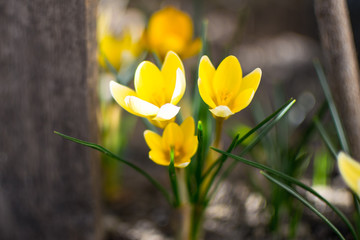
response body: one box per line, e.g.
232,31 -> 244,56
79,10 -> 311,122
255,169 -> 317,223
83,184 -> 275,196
171,68 -> 186,105
240,68 -> 262,92
338,152 -> 360,195
134,61 -> 166,105
213,56 -> 242,104
210,105 -> 233,118
230,89 -> 255,114
144,130 -> 163,151
109,81 -> 138,115
153,103 -> 180,121
198,56 -> 217,108
125,96 -> 159,117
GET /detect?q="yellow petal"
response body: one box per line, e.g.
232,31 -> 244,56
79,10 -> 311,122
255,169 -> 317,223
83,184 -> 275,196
161,51 -> 185,103
171,68 -> 186,105
109,81 -> 138,115
144,130 -> 163,151
147,7 -> 193,58
213,56 -> 242,105
153,103 -> 180,121
134,61 -> 166,105
240,68 -> 262,92
230,89 -> 255,114
149,150 -> 169,166
180,117 -> 195,140
162,122 -> 184,149
125,96 -> 159,117
181,38 -> 202,59
148,117 -> 175,129
338,151 -> 360,195
182,136 -> 198,159
198,56 -> 217,108
209,105 -> 233,118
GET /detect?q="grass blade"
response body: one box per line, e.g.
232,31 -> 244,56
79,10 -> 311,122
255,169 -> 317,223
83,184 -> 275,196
314,117 -> 338,159
54,131 -> 171,205
314,59 -> 349,153
211,149 -> 358,240
261,171 -> 346,240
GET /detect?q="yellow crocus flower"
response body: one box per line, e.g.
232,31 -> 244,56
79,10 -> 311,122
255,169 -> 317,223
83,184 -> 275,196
146,6 -> 201,59
97,5 -> 145,71
110,51 -> 186,128
198,55 -> 262,119
144,117 -> 198,168
337,151 -> 360,195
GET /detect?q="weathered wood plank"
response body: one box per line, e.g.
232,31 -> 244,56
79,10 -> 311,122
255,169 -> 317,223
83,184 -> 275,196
0,0 -> 102,239
315,0 -> 360,159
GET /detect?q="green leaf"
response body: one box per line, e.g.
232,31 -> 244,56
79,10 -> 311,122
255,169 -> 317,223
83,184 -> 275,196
261,171 -> 346,240
211,149 -> 358,240
314,117 -> 338,159
54,131 -> 171,205
313,59 -> 349,153
169,148 -> 180,207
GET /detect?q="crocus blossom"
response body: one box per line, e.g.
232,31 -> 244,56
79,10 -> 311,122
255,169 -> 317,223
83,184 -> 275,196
198,55 -> 262,119
146,6 -> 201,59
337,151 -> 360,195
144,117 -> 198,168
110,51 -> 185,128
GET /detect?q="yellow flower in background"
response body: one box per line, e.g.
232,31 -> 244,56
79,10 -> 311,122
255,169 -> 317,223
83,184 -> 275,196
198,55 -> 262,119
144,117 -> 198,168
337,151 -> 360,195
97,4 -> 145,71
110,51 -> 186,128
146,6 -> 201,59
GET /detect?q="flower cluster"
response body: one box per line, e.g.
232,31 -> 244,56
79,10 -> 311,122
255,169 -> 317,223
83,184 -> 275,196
110,50 -> 261,167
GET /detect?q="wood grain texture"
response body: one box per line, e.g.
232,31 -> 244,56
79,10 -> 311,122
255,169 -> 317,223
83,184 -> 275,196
315,0 -> 360,159
0,0 -> 102,239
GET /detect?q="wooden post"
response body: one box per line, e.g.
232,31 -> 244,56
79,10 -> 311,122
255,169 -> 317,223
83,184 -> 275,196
0,0 -> 102,239
315,0 -> 360,159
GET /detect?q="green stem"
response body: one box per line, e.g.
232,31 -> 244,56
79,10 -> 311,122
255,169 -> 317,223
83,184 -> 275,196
169,148 -> 180,207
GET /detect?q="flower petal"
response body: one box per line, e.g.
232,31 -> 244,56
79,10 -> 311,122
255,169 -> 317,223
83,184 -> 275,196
162,122 -> 184,149
198,77 -> 217,109
240,68 -> 262,92
153,103 -> 180,121
213,56 -> 242,105
230,89 -> 255,114
198,56 -> 217,108
181,38 -> 202,59
149,150 -> 169,166
161,51 -> 185,103
144,130 -> 163,151
209,105 -> 233,118
109,81 -> 138,115
180,117 -> 195,140
175,160 -> 191,168
182,136 -> 198,159
171,68 -> 186,104
134,61 -> 166,105
125,96 -> 159,117
338,151 -> 360,195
